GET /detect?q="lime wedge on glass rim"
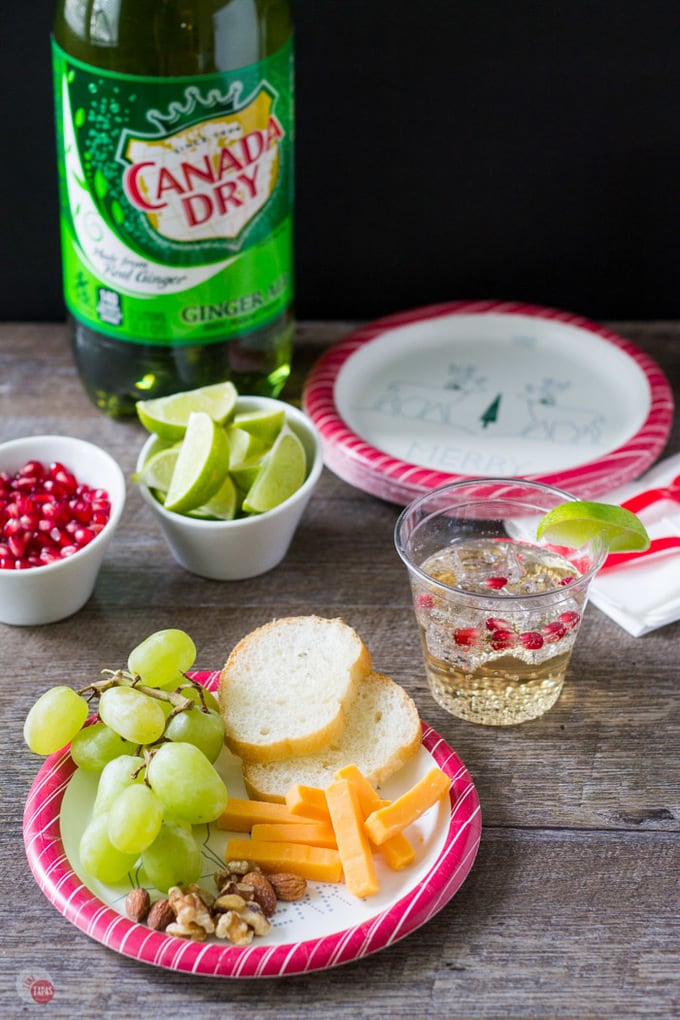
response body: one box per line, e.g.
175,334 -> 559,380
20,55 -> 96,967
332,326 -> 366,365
242,425 -> 307,514
136,382 -> 238,441
536,501 -> 651,553
163,411 -> 230,514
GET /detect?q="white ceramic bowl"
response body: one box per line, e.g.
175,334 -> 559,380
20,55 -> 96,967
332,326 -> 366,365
0,435 -> 126,626
136,397 -> 323,580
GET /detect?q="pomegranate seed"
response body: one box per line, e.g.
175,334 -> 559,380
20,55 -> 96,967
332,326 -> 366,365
417,593 -> 435,609
4,517 -> 21,536
39,548 -> 63,564
41,500 -> 70,523
453,627 -> 479,647
558,611 -> 580,631
490,629 -> 516,650
19,460 -> 46,480
13,475 -> 40,492
559,575 -> 575,586
74,527 -> 95,546
542,621 -> 567,643
70,498 -> 94,524
49,463 -> 78,492
485,576 -> 508,590
0,459 -> 111,570
485,616 -> 512,632
520,631 -> 544,650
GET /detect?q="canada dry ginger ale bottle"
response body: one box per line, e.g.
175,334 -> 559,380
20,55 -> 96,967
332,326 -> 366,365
52,0 -> 294,417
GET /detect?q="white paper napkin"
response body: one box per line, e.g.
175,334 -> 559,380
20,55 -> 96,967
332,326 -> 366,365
585,453 -> 680,636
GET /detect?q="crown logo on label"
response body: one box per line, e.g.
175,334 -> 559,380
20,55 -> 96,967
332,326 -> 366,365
145,82 -> 244,132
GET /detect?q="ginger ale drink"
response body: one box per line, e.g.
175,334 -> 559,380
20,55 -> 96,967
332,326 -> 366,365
413,539 -> 586,725
395,479 -> 607,725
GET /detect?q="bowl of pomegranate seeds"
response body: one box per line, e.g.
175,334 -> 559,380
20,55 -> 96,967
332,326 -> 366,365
0,435 -> 125,625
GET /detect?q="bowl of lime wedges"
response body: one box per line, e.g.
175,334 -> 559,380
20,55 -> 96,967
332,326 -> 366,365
134,385 -> 323,580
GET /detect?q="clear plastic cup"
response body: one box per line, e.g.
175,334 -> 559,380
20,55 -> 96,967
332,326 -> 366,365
395,478 -> 607,725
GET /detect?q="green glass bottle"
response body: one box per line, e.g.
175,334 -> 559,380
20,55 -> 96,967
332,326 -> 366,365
52,0 -> 294,417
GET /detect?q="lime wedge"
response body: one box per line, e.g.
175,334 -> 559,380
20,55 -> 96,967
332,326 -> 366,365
242,425 -> 307,514
233,408 -> 286,444
536,501 -> 651,553
188,473 -> 239,520
226,425 -> 268,468
230,456 -> 264,492
131,445 -> 180,495
164,412 -> 230,514
136,382 -> 238,441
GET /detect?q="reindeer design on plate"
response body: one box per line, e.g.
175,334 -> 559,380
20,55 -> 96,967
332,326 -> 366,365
369,364 -> 487,427
519,378 -> 605,444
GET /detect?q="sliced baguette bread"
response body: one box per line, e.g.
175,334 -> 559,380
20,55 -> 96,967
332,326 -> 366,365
242,670 -> 422,802
218,615 -> 371,763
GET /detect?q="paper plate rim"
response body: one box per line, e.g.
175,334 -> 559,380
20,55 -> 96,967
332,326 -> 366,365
302,301 -> 674,505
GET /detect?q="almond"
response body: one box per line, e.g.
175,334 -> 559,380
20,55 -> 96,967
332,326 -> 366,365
267,872 -> 307,901
125,887 -> 150,923
146,897 -> 175,932
242,871 -> 277,917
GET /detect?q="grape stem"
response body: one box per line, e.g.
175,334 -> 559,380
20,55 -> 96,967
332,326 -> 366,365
78,670 -> 209,722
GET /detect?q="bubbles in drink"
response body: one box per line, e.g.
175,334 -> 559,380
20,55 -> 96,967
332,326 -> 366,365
412,539 -> 586,725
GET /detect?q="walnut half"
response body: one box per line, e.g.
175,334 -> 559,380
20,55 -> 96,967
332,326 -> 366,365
166,885 -> 215,939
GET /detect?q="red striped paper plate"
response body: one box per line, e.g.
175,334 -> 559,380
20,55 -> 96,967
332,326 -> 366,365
302,302 -> 673,505
23,671 -> 482,978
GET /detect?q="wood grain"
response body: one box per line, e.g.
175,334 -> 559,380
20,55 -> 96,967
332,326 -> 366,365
0,321 -> 678,1019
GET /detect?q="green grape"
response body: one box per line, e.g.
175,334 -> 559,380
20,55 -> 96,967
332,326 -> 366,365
93,754 -> 144,815
108,784 -> 163,855
99,685 -> 167,744
147,742 -> 228,824
70,721 -> 136,771
165,706 -> 225,763
141,820 -> 202,893
127,629 -> 197,689
24,685 -> 89,755
79,812 -> 138,884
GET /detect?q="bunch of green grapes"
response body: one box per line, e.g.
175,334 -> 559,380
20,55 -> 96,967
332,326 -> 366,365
23,629 -> 228,892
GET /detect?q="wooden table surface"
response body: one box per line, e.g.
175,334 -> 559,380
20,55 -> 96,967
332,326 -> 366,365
1,321 -> 678,1019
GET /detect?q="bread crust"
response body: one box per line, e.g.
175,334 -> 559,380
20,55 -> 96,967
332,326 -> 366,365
242,671 -> 422,801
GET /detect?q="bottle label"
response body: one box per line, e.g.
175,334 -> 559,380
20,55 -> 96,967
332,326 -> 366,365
52,39 -> 293,345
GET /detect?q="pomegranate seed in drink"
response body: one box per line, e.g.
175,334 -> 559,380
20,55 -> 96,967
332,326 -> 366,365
453,627 -> 479,647
485,617 -> 512,632
490,629 -> 516,651
542,621 -> 567,643
520,631 -> 544,650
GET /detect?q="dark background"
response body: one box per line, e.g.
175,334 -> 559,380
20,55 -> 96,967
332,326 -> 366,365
3,1 -> 680,325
